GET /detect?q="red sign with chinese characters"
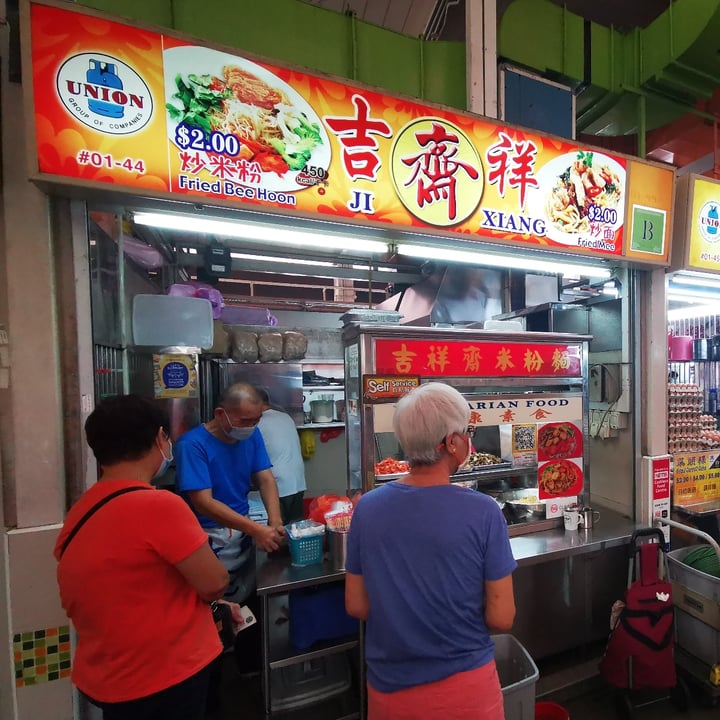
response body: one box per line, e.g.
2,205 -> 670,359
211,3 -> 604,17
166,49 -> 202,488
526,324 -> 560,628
373,340 -> 582,378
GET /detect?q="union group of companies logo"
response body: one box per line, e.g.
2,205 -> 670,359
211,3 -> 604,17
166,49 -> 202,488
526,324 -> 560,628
698,201 -> 720,244
55,52 -> 153,135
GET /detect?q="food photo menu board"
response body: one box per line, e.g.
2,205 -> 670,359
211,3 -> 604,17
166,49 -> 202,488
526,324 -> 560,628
536,422 -> 584,500
26,0 -> 671,263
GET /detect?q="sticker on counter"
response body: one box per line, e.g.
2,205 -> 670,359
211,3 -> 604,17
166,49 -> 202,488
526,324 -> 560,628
153,353 -> 198,399
538,458 -> 583,499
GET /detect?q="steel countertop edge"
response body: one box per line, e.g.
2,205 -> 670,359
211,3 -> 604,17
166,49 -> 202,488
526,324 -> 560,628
256,507 -> 640,593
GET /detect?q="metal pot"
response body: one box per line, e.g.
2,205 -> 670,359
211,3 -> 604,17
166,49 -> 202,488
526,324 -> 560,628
694,338 -> 710,361
503,488 -> 546,517
310,399 -> 334,423
711,336 -> 720,361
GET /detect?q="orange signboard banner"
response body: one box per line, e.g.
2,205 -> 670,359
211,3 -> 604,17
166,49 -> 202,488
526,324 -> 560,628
27,1 -> 669,261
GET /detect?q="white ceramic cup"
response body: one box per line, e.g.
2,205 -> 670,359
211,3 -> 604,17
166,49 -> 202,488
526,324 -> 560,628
563,508 -> 583,531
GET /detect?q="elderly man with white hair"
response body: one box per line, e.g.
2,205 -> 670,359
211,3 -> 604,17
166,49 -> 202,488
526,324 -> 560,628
345,381 -> 516,720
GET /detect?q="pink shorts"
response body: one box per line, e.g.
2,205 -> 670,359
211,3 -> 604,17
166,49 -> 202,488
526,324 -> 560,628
367,660 -> 504,720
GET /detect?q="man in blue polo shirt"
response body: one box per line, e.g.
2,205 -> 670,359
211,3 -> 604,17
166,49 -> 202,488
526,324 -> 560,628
176,382 -> 284,604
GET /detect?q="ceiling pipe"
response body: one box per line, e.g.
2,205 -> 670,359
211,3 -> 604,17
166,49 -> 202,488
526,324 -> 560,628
499,0 -> 720,137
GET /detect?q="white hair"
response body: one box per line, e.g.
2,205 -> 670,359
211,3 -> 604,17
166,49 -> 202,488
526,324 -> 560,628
219,383 -> 262,409
393,382 -> 470,466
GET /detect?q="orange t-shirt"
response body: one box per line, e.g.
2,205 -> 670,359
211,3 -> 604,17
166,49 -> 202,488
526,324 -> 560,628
54,480 -> 222,703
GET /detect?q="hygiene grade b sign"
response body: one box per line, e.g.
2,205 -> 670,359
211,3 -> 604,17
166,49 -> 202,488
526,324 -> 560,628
25,0 -> 672,263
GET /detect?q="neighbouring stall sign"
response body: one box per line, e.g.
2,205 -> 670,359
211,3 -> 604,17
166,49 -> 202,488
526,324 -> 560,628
24,0 -> 675,261
153,353 -> 198,399
363,375 -> 419,403
672,451 -> 720,505
374,339 -> 582,377
685,177 -> 720,272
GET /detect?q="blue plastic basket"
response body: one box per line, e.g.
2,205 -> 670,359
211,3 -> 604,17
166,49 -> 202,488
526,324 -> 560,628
286,521 -> 325,567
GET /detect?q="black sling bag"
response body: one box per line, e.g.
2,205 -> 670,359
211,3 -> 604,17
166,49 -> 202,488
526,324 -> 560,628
58,486 -> 150,558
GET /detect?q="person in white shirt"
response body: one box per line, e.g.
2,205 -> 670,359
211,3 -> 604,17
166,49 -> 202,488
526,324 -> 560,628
256,388 -> 307,524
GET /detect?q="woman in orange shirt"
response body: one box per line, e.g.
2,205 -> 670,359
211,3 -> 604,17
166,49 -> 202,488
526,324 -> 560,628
55,395 -> 230,720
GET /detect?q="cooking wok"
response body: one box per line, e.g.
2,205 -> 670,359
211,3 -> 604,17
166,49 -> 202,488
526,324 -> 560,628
502,488 -> 546,517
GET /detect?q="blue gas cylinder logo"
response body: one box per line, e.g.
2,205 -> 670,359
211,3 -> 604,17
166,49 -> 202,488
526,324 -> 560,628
56,53 -> 153,135
699,201 -> 720,243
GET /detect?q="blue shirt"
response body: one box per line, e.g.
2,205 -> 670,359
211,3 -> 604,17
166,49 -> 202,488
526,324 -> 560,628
175,425 -> 272,528
345,482 -> 517,693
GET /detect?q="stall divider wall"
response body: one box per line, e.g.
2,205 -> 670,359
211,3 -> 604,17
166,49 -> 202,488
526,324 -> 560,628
0,37 -> 76,720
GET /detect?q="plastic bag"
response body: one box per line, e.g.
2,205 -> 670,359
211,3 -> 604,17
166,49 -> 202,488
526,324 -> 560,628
168,282 -> 224,319
308,494 -> 352,525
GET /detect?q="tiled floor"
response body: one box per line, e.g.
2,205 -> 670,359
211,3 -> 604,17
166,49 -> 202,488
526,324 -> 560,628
216,654 -> 720,719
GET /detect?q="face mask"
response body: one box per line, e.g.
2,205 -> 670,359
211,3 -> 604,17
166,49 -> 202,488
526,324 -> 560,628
222,410 -> 255,441
153,441 -> 173,479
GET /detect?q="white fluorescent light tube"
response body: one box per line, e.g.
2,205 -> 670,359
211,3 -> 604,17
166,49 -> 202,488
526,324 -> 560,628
230,252 -> 334,267
670,275 -> 720,289
397,243 -> 611,278
666,287 -> 720,301
133,212 -> 387,254
668,303 -> 720,320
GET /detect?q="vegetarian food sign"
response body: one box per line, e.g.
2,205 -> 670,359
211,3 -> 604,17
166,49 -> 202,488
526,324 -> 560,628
25,0 -> 667,260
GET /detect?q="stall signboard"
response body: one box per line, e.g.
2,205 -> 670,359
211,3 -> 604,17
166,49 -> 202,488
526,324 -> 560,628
624,160 -> 674,265
153,353 -> 198,399
25,1 -> 668,262
677,176 -> 720,273
373,339 -> 582,378
363,375 -> 419,403
672,450 -> 720,505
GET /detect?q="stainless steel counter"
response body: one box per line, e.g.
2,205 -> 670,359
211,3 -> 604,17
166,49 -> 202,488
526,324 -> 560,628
256,506 -> 640,587
257,553 -> 345,595
511,507 -> 641,567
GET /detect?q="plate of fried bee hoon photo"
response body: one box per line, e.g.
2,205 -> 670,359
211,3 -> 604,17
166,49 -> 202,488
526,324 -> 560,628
164,46 -> 331,192
527,150 -> 625,246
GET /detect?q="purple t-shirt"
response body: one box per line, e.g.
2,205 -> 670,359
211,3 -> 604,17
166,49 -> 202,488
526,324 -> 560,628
345,482 -> 516,693
176,425 -> 271,528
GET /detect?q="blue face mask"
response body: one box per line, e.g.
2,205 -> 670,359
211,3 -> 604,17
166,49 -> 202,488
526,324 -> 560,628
153,440 -> 173,479
222,410 -> 255,441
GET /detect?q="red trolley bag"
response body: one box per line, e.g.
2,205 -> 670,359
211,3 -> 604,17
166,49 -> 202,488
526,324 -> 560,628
599,528 -> 676,690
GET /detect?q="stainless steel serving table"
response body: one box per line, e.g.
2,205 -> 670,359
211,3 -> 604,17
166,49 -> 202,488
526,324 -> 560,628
256,552 -> 362,720
256,507 -> 638,718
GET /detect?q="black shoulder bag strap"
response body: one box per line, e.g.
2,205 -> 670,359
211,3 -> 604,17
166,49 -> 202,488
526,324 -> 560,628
59,486 -> 150,558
